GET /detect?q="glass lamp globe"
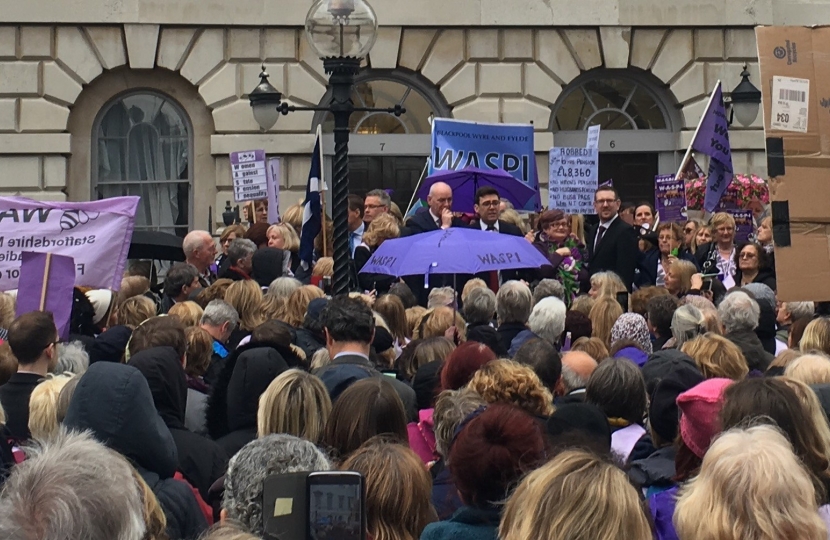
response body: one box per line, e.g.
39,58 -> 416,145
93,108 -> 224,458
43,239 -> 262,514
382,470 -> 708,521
305,0 -> 379,59
249,69 -> 282,131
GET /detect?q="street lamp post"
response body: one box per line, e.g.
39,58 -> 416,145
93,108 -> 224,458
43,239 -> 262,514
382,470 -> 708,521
727,65 -> 762,127
249,0 -> 404,297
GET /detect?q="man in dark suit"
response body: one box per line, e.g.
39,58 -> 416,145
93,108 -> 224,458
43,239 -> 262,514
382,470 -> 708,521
313,295 -> 417,420
402,181 -> 468,305
469,186 -> 526,287
585,185 -> 639,291
402,181 -> 468,235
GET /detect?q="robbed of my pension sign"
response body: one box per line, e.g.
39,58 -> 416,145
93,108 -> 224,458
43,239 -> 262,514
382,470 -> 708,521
548,147 -> 599,215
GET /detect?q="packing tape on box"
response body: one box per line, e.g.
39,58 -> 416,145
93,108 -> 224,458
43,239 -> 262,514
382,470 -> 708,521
771,200 -> 791,247
767,137 -> 785,178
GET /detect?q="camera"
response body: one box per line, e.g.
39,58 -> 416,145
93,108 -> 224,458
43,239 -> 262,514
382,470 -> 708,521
263,471 -> 366,540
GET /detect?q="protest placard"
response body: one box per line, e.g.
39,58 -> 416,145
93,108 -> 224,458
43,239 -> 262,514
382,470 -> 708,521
548,147 -> 599,214
0,196 -> 138,292
586,125 -> 601,149
430,118 -> 539,210
231,150 -> 269,202
266,157 -> 281,223
15,252 -> 75,339
731,209 -> 754,243
654,174 -> 687,223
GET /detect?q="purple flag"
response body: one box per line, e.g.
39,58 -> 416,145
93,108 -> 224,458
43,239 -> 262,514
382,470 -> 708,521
691,83 -> 733,213
0,196 -> 138,292
15,252 -> 76,340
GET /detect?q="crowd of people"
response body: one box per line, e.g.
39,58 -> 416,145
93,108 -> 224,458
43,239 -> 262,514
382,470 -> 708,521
0,182 -> 829,540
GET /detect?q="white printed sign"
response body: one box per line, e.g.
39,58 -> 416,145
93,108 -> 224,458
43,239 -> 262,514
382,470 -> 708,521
548,147 -> 599,215
586,125 -> 601,149
231,149 -> 269,202
771,76 -> 809,133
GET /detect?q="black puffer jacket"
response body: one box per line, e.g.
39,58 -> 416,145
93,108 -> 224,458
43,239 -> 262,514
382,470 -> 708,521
129,346 -> 229,501
205,340 -> 297,457
726,329 -> 774,372
63,362 -> 208,539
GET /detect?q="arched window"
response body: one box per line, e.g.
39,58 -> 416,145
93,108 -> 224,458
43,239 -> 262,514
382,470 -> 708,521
93,92 -> 192,236
315,69 -> 451,134
551,70 -> 674,132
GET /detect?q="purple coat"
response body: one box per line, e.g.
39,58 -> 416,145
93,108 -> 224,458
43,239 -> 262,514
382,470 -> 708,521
649,486 -> 680,540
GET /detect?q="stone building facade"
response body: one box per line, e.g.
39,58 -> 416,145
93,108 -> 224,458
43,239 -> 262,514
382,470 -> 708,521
0,0 -> 818,232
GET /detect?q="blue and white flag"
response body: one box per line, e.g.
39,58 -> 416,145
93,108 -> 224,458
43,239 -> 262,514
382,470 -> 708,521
690,82 -> 733,213
299,126 -> 323,269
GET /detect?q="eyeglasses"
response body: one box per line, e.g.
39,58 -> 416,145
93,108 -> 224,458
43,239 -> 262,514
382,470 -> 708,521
478,200 -> 500,208
545,222 -> 570,229
594,198 -> 618,205
364,204 -> 387,210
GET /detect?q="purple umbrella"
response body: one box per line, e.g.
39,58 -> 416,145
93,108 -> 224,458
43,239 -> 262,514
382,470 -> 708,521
417,167 -> 538,213
359,228 -> 549,278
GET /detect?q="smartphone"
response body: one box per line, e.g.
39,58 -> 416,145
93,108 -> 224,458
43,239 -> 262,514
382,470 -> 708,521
615,291 -> 629,313
321,276 -> 332,296
308,471 -> 365,540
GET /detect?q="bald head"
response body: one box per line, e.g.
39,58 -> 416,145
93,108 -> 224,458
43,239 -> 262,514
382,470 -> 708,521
183,230 -> 216,273
427,181 -> 453,217
560,351 -> 598,394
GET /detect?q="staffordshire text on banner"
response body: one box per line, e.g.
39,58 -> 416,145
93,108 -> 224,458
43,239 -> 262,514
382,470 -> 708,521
0,196 -> 139,292
430,118 -> 539,210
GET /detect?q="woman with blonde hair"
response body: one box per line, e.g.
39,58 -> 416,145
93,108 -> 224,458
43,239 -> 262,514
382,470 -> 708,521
28,374 -> 75,440
691,223 -> 713,254
414,307 -> 466,342
468,359 -> 554,417
257,369 -> 332,444
224,279 -> 264,348
570,336 -> 610,363
266,222 -> 302,276
665,259 -> 697,297
785,353 -> 830,385
167,301 -> 204,327
281,203 -> 304,236
588,271 -> 625,299
116,295 -> 157,328
569,294 -> 595,317
405,306 -> 427,337
354,213 -> 400,295
681,333 -> 749,380
802,318 -> 830,355
674,425 -> 827,540
184,327 -> 213,436
311,256 -> 333,278
341,440 -> 435,540
281,285 -> 325,328
374,293 -> 410,345
500,450 -> 653,540
589,296 -> 623,348
695,212 -> 738,288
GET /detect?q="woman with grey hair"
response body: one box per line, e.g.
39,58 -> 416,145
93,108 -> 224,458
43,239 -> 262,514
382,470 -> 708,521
266,276 -> 302,300
53,340 -> 89,375
219,238 -> 257,281
431,388 -> 486,520
463,287 -> 496,328
509,296 -> 567,356
671,304 -> 707,350
222,434 -> 331,536
496,281 -> 532,353
719,290 -> 773,372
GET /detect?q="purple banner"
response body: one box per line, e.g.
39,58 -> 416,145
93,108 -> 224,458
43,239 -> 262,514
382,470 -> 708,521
691,84 -> 733,212
654,174 -> 687,223
15,252 -> 75,340
730,209 -> 754,244
0,196 -> 139,292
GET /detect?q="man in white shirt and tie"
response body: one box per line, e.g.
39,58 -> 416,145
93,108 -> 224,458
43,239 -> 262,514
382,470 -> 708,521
470,186 -> 524,289
402,181 -> 467,235
586,185 -> 639,291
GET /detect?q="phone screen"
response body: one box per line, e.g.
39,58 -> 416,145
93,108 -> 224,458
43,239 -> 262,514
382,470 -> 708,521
308,473 -> 364,540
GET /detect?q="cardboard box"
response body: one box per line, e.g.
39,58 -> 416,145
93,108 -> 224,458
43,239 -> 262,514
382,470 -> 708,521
756,26 -> 830,301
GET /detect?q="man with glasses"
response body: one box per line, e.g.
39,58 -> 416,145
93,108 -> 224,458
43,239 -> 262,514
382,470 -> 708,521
363,189 -> 391,225
586,185 -> 639,291
471,186 -> 525,288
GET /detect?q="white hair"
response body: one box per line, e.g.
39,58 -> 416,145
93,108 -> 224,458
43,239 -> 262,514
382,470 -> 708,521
428,182 -> 451,197
787,301 -> 816,321
267,276 -> 303,300
559,364 -> 587,394
201,299 -> 239,328
719,291 -> 760,333
0,429 -> 146,540
528,296 -> 567,346
183,230 -> 211,258
463,287 -> 496,326
671,305 -> 706,349
53,341 -> 89,375
428,287 -> 456,309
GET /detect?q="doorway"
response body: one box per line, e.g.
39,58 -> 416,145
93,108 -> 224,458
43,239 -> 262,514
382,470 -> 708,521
598,152 -> 659,203
348,156 -> 428,210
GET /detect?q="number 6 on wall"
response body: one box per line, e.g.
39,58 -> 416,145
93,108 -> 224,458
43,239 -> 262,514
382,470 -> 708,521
609,140 -> 616,149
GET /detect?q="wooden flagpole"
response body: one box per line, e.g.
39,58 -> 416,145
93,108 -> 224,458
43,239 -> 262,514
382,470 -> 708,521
39,253 -> 52,311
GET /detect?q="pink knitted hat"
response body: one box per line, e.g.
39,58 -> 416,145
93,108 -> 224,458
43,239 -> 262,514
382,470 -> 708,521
677,378 -> 732,459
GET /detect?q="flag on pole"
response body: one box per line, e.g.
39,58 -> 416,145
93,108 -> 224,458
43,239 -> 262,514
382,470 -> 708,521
690,82 -> 733,212
299,126 -> 323,269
